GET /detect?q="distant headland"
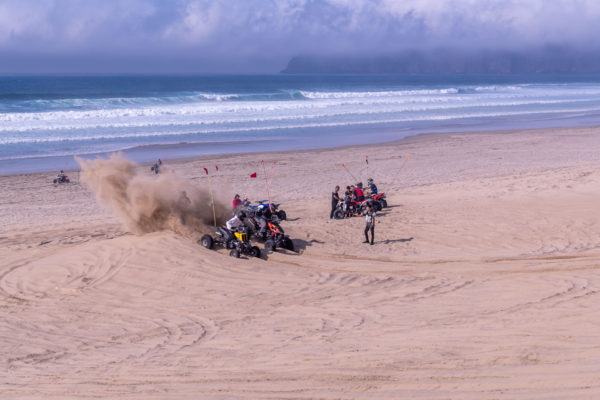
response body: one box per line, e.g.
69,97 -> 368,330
281,47 -> 600,74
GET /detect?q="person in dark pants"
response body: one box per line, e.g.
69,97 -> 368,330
330,186 -> 340,219
363,204 -> 375,245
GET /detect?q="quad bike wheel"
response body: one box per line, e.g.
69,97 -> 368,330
277,210 -> 287,220
200,234 -> 214,249
229,249 -> 240,258
249,246 -> 261,258
264,239 -> 276,252
333,209 -> 344,219
282,237 -> 294,251
373,202 -> 382,212
380,199 -> 388,208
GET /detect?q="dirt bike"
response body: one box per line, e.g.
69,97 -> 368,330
53,175 -> 70,184
199,226 -> 261,258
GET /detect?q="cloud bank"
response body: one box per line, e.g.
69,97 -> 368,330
1,0 -> 599,73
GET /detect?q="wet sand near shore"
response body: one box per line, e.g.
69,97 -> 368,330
2,126 -> 600,399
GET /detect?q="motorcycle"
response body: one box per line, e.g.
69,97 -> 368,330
199,226 -> 261,258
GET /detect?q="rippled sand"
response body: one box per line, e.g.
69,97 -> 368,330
2,127 -> 600,399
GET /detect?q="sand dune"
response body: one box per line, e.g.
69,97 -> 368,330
2,127 -> 600,399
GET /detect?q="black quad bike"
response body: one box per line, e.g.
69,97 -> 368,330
199,226 -> 261,258
245,215 -> 294,252
263,220 -> 294,252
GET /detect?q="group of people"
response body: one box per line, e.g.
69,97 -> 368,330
330,178 -> 379,245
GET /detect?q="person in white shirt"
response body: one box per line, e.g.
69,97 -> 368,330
226,211 -> 247,231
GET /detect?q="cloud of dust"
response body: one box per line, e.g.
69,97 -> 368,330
77,154 -> 229,238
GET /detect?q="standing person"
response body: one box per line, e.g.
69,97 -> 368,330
363,204 -> 375,245
232,194 -> 242,213
330,185 -> 340,219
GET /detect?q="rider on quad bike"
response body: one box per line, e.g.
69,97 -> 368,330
199,211 -> 261,258
53,170 -> 70,184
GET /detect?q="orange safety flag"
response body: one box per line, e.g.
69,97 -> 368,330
250,172 -> 257,178
203,167 -> 208,175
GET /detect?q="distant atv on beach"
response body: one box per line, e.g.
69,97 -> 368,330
53,175 -> 70,184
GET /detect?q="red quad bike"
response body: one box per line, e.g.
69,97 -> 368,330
53,175 -> 70,184
372,193 -> 387,210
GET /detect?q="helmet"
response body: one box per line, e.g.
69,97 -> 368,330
367,178 -> 373,183
60,170 -> 64,173
357,182 -> 363,188
237,211 -> 246,220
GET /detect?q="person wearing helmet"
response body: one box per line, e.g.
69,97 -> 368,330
57,170 -> 66,182
254,204 -> 270,237
221,211 -> 247,242
226,211 -> 246,230
367,178 -> 378,195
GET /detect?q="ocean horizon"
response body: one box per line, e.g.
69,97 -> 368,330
2,73 -> 600,174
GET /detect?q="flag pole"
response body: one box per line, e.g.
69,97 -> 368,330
387,155 -> 410,189
204,167 -> 216,227
341,163 -> 358,182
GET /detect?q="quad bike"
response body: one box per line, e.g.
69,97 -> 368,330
263,220 -> 294,252
372,192 -> 387,209
199,226 -> 261,258
53,175 -> 70,184
246,216 -> 294,252
332,198 -> 371,219
245,201 -> 287,221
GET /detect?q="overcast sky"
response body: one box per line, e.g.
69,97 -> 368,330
1,0 -> 599,73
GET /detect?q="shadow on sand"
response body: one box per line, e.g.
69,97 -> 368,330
379,237 -> 414,244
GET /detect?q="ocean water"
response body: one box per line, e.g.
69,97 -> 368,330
2,74 -> 600,174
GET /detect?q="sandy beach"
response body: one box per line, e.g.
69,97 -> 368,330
2,126 -> 600,399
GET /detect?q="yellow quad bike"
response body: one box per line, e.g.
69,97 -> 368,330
199,226 -> 261,259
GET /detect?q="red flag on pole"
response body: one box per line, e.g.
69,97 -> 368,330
216,166 -> 219,171
250,172 -> 257,178
203,167 -> 208,175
